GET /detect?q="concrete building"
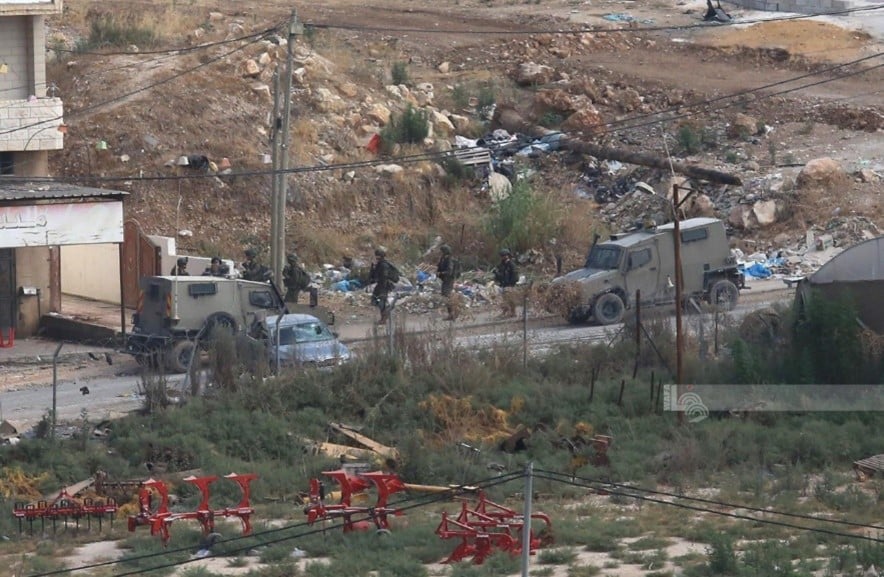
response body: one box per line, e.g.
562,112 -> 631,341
0,0 -> 129,341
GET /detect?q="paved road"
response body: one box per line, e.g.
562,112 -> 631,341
0,285 -> 793,431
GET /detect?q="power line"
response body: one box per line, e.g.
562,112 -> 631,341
534,468 -> 884,531
0,22 -> 284,138
306,4 -> 884,36
533,470 -> 884,543
3,42 -> 878,184
26,470 -> 523,577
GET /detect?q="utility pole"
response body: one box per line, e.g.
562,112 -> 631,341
671,183 -> 695,425
272,10 -> 302,284
270,67 -> 281,285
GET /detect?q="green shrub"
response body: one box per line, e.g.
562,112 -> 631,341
452,84 -> 470,108
539,112 -> 564,128
391,61 -> 409,86
706,532 -> 738,575
484,178 -> 560,256
478,84 -> 497,109
381,105 -> 429,150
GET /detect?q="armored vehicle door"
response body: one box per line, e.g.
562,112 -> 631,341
624,243 -> 661,304
239,282 -> 284,333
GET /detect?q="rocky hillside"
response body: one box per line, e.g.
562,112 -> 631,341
45,1 -> 883,277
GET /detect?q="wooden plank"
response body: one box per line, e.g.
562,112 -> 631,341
328,422 -> 401,462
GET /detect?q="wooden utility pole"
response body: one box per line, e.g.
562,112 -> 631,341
277,10 -> 301,281
672,184 -> 695,425
271,10 -> 302,284
270,67 -> 281,284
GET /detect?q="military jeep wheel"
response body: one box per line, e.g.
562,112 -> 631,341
593,293 -> 625,325
167,340 -> 196,374
709,279 -> 739,312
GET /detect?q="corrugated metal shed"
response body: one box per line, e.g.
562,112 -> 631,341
801,236 -> 884,333
810,236 -> 884,284
0,181 -> 127,201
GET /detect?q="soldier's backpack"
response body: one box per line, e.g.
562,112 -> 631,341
451,258 -> 463,280
386,262 -> 401,284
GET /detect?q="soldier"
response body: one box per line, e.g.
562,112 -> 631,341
493,248 -> 519,317
170,257 -> 189,276
368,247 -> 399,325
436,244 -> 457,321
202,257 -> 229,277
493,249 -> 518,288
282,253 -> 311,303
241,248 -> 262,281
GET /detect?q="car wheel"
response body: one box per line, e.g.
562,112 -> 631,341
709,279 -> 739,312
593,293 -> 625,325
167,340 -> 196,374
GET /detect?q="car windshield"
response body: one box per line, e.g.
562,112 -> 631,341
274,322 -> 334,345
585,245 -> 622,270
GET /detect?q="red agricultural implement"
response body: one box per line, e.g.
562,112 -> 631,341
436,492 -> 552,565
13,489 -> 117,534
127,473 -> 257,545
303,467 -> 406,532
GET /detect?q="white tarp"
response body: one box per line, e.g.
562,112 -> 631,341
0,201 -> 123,247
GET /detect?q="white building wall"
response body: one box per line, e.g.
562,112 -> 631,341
60,244 -> 121,304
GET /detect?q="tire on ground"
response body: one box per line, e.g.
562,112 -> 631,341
593,292 -> 625,325
167,340 -> 196,374
709,279 -> 739,312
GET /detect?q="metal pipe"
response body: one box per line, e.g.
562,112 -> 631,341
51,342 -> 64,440
520,461 -> 534,577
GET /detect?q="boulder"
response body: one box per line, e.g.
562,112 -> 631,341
533,89 -> 576,115
337,82 -> 359,98
250,83 -> 271,100
515,62 -> 555,86
366,104 -> 391,126
561,107 -> 605,135
313,88 -> 346,113
727,113 -> 758,139
258,52 -> 273,67
752,199 -> 778,227
796,157 -> 848,189
489,172 -> 513,203
857,168 -> 880,183
449,114 -> 472,132
243,59 -> 260,77
292,67 -> 307,85
728,204 -> 753,230
437,61 -> 450,74
375,164 -> 404,176
618,88 -> 643,113
686,194 -> 715,218
429,109 -> 455,137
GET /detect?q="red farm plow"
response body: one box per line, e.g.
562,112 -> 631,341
436,492 -> 553,565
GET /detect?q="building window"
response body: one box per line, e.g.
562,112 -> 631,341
0,153 -> 13,175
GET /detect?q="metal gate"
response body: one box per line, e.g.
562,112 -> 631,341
122,220 -> 161,308
0,248 -> 15,331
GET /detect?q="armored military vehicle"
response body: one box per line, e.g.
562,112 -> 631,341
553,218 -> 744,324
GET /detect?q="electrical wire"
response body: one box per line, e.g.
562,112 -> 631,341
533,470 -> 884,543
25,470 -> 524,577
306,4 -> 884,36
0,22 -> 285,138
534,468 -> 884,531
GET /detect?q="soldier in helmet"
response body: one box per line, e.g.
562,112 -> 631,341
282,253 -> 310,303
170,257 -> 189,276
241,248 -> 263,281
368,247 -> 399,325
436,244 -> 457,321
202,256 -> 229,277
493,248 -> 519,317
